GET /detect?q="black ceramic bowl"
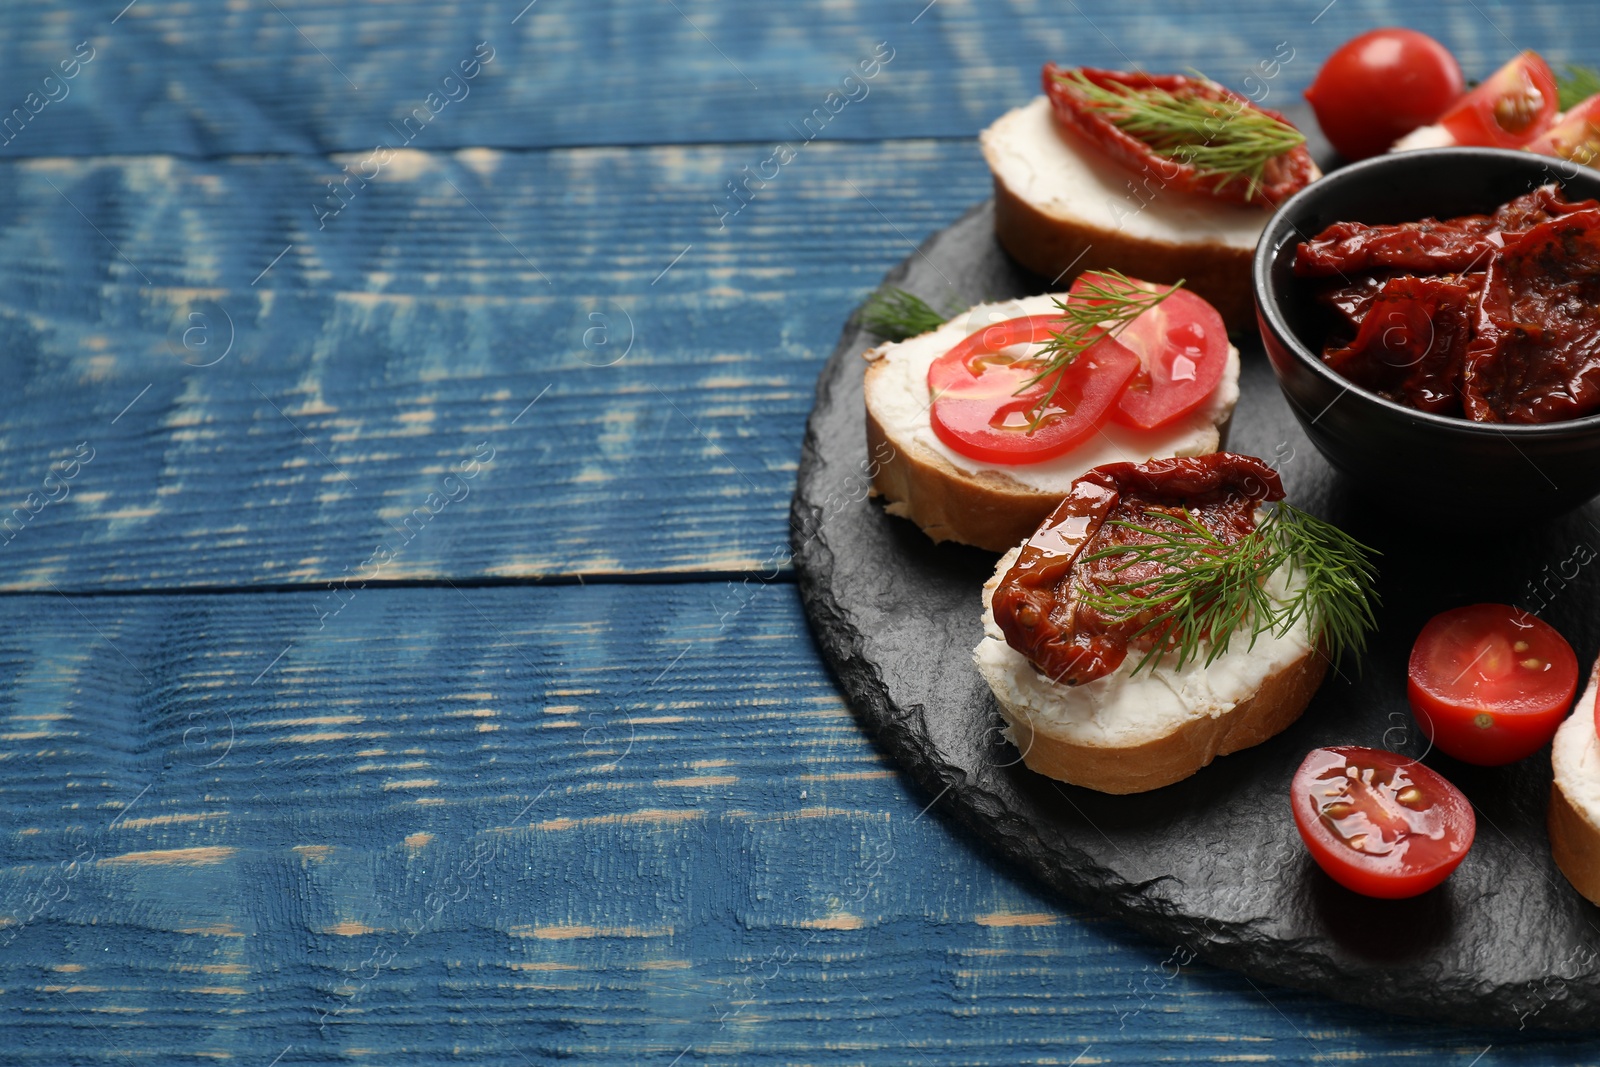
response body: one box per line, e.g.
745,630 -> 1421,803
1254,147 -> 1600,516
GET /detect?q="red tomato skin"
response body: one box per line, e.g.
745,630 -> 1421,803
1291,746 -> 1475,899
1306,29 -> 1465,160
1436,51 -> 1559,148
1407,604 -> 1579,766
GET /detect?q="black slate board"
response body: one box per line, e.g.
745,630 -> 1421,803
791,198 -> 1600,1031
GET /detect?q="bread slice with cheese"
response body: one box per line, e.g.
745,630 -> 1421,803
1549,656 -> 1600,904
864,293 -> 1240,553
980,96 -> 1314,331
973,545 -> 1326,793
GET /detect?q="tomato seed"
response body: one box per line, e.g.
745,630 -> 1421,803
1397,787 -> 1422,806
1474,712 -> 1495,729
1520,657 -> 1543,669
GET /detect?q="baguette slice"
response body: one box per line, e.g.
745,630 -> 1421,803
1550,655 -> 1600,905
974,546 -> 1325,794
980,96 -> 1316,331
864,293 -> 1240,553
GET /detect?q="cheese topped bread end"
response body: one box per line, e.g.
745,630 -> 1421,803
1550,657 -> 1600,905
981,95 -> 1316,331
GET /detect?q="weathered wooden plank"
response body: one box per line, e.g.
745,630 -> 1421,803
0,141 -> 992,590
0,583 -> 1586,1064
0,1 -> 1590,157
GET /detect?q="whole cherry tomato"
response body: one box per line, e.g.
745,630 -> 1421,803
1305,28 -> 1465,160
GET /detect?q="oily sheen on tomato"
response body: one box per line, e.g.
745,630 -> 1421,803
1067,277 -> 1229,430
1305,28 -> 1464,160
1291,746 -> 1475,899
927,315 -> 1139,464
1437,51 -> 1558,148
1408,604 -> 1578,765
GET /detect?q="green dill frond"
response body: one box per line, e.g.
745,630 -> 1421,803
1018,270 -> 1182,430
1078,502 -> 1379,676
859,287 -> 950,341
1054,68 -> 1305,201
1558,63 -> 1600,111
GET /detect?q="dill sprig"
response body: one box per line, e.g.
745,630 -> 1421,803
1055,68 -> 1305,202
1558,63 -> 1600,111
1078,502 -> 1379,676
1019,270 -> 1181,430
859,287 -> 950,341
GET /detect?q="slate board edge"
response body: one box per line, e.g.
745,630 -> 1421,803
790,199 -> 1597,1033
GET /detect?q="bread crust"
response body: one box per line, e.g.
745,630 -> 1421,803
864,361 -> 1062,553
989,171 -> 1257,333
996,646 -> 1328,795
1549,657 -> 1600,906
1550,778 -> 1600,907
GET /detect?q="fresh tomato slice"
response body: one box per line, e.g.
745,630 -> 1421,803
1436,51 -> 1558,148
1067,276 -> 1230,430
1524,92 -> 1600,166
1291,746 -> 1475,899
928,314 -> 1139,465
1407,603 -> 1578,765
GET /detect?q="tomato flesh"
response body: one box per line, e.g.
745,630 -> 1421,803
927,314 -> 1139,465
1524,93 -> 1600,166
1291,746 -> 1475,899
1305,28 -> 1464,161
1407,603 -> 1578,765
1067,277 -> 1230,430
1437,51 -> 1558,148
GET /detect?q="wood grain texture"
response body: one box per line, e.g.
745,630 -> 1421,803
0,1 -> 1588,157
6,0 -> 1600,1061
0,142 -> 991,590
1,583 -> 1596,1065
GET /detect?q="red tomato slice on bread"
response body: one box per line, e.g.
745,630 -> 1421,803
1437,51 -> 1558,148
1066,276 -> 1230,430
928,314 -> 1139,464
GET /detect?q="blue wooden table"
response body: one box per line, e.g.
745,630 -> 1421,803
3,1 -> 1600,1062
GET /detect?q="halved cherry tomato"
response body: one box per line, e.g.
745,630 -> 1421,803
1407,603 -> 1578,765
1067,276 -> 1230,430
927,314 -> 1140,464
1305,28 -> 1464,161
1524,92 -> 1600,166
1437,51 -> 1559,148
1291,746 -> 1475,899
